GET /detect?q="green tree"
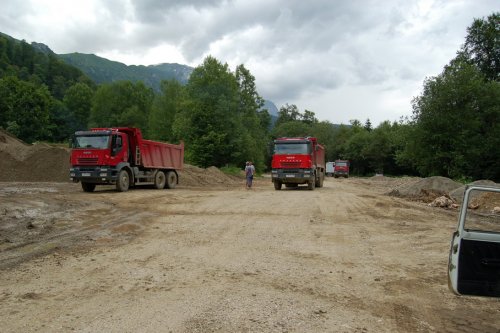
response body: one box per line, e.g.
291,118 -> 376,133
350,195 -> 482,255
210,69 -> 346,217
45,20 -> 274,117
272,121 -> 312,138
275,104 -> 301,127
63,82 -> 94,131
235,64 -> 268,169
302,110 -> 318,124
148,79 -> 185,141
173,56 -> 241,167
407,57 -> 500,180
344,129 -> 371,175
364,118 -> 372,131
462,12 -> 499,81
89,81 -> 154,129
0,76 -> 52,143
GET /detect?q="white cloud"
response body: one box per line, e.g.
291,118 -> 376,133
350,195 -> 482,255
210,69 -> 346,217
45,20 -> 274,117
0,0 -> 497,126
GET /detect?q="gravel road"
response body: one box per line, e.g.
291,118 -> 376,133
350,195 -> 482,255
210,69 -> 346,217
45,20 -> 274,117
1,177 -> 499,332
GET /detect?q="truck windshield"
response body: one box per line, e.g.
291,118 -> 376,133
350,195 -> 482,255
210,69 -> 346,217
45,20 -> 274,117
336,161 -> 348,167
274,143 -> 310,154
73,135 -> 110,149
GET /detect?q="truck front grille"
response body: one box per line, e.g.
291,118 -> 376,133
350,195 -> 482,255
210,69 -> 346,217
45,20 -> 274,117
281,162 -> 301,168
77,157 -> 99,165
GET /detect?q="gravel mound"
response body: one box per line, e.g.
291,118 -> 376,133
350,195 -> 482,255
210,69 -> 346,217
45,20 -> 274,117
449,180 -> 497,203
387,176 -> 462,202
0,129 -> 70,182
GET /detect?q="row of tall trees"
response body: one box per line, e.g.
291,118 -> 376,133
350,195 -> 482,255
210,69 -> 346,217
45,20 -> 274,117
266,12 -> 499,181
0,35 -> 95,141
0,12 -> 498,180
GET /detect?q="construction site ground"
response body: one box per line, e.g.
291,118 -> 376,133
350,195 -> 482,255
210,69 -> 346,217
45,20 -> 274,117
1,175 -> 500,333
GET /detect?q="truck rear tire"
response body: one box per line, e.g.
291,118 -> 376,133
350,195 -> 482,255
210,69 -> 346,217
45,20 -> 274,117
81,182 -> 96,192
274,181 -> 282,190
165,171 -> 177,189
154,170 -> 166,189
116,169 -> 130,192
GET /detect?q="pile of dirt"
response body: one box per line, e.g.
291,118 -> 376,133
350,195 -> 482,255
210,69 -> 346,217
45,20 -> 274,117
0,129 -> 241,186
388,175 -> 500,211
387,176 -> 463,202
449,180 -> 497,203
179,165 -> 242,187
0,129 -> 70,182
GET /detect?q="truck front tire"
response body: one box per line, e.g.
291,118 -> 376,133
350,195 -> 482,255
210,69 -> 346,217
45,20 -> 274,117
274,181 -> 282,190
81,182 -> 96,192
116,169 -> 130,192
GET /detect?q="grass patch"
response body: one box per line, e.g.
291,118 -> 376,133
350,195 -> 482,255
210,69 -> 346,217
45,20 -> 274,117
220,166 -> 244,177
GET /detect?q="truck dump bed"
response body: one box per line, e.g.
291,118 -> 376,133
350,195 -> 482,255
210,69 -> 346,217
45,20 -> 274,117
139,139 -> 184,170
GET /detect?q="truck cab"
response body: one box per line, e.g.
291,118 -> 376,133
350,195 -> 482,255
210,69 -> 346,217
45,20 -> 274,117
70,129 -> 130,191
271,137 -> 325,190
333,159 -> 349,178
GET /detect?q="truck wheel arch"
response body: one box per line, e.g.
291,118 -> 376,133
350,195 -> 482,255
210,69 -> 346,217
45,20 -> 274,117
115,163 -> 134,191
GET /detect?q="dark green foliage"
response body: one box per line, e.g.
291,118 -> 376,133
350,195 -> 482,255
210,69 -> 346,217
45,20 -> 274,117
0,76 -> 52,143
148,79 -> 184,141
89,81 -> 154,129
63,82 -> 94,131
463,12 -> 499,81
171,57 -> 270,169
400,13 -> 500,181
0,34 -> 94,142
406,57 -> 500,180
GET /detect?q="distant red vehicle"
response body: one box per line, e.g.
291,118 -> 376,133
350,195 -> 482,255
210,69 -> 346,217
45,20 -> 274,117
70,127 -> 184,192
333,159 -> 349,178
271,137 -> 325,190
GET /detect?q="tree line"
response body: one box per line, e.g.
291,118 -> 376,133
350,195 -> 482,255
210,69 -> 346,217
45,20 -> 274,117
0,13 -> 498,181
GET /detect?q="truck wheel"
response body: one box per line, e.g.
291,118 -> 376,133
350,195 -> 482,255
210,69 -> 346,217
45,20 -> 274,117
319,172 -> 324,188
308,179 -> 316,190
165,171 -> 177,189
81,182 -> 96,192
116,169 -> 130,192
274,181 -> 282,190
154,170 -> 166,189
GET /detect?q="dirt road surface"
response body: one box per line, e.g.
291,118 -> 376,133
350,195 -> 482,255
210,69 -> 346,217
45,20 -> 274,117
1,177 -> 499,332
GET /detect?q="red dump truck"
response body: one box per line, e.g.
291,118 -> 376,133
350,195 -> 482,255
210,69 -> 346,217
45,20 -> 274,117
69,127 -> 184,192
333,159 -> 350,178
271,137 -> 325,190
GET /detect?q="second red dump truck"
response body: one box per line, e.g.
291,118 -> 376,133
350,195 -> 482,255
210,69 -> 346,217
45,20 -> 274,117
69,127 -> 184,192
333,159 -> 350,178
271,137 -> 325,190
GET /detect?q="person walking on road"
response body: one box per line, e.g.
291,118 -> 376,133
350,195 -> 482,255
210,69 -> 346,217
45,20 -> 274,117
245,161 -> 255,189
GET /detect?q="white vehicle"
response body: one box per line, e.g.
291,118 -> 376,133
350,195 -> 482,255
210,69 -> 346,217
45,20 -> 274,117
326,161 -> 335,177
448,184 -> 500,297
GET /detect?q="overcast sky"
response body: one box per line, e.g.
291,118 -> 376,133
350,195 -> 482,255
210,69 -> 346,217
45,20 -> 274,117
1,0 -> 497,125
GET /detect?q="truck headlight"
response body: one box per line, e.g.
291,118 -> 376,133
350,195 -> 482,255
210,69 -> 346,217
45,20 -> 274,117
100,173 -> 107,177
